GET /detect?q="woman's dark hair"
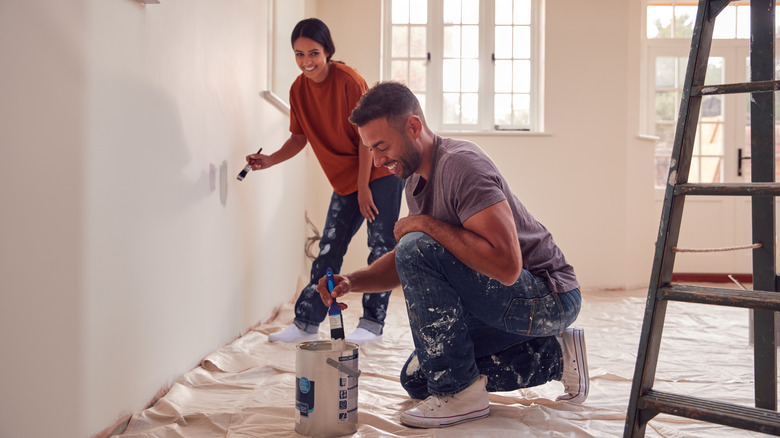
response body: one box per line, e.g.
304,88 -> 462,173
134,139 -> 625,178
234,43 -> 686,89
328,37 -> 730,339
291,18 -> 336,62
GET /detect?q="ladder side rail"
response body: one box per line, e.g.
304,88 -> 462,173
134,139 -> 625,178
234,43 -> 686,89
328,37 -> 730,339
624,1 -> 721,435
750,0 -> 778,411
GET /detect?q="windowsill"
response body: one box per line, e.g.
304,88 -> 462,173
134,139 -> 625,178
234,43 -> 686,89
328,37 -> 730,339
437,130 -> 552,137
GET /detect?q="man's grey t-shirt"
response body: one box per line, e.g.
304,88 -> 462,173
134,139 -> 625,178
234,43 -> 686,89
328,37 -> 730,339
405,136 -> 579,293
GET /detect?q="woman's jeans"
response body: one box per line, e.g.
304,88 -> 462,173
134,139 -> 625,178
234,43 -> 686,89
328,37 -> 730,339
395,231 -> 581,398
293,175 -> 405,335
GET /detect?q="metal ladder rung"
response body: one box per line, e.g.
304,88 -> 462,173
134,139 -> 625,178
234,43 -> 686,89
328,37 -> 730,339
638,390 -> 780,436
693,79 -> 780,96
658,284 -> 780,311
674,183 -> 780,196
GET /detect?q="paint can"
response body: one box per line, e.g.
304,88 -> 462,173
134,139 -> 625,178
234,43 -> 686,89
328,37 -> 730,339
295,340 -> 360,437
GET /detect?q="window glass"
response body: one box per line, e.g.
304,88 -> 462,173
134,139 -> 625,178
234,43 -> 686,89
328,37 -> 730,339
386,0 -> 540,131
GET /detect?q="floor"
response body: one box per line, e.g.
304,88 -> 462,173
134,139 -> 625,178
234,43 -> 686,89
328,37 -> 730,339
114,284 -> 778,437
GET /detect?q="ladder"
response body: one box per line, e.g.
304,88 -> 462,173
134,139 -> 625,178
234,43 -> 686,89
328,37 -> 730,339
624,0 -> 780,436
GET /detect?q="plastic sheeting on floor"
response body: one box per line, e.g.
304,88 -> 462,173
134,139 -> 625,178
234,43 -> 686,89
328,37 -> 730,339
115,285 -> 777,437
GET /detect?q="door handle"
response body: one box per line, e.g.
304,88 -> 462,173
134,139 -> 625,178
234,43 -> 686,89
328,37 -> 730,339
738,148 -> 751,177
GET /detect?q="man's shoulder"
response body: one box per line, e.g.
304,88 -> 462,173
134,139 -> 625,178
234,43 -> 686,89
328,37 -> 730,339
438,137 -> 491,167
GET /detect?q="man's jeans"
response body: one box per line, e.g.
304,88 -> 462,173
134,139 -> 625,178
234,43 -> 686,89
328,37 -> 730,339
395,231 -> 581,398
293,175 -> 405,335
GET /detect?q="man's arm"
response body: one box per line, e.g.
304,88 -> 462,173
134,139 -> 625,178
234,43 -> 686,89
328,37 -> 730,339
393,200 -> 522,286
317,249 -> 401,309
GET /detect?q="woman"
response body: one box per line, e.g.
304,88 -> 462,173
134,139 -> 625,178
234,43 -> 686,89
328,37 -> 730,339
246,18 -> 404,345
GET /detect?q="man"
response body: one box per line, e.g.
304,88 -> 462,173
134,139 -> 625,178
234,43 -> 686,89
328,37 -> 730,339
318,81 -> 588,429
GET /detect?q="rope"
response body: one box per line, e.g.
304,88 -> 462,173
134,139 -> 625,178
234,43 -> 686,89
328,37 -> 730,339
304,211 -> 321,261
672,243 -> 762,253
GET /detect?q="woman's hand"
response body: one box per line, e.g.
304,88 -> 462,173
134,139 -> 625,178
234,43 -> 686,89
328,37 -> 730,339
246,148 -> 277,170
358,187 -> 379,222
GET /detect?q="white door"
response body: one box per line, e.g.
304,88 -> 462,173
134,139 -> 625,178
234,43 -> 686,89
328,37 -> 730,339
648,41 -> 775,276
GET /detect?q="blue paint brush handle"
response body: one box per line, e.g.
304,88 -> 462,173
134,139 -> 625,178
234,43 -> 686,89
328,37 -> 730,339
326,268 -> 345,339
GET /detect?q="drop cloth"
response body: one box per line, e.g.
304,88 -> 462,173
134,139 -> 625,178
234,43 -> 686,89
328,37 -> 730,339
115,286 -> 777,437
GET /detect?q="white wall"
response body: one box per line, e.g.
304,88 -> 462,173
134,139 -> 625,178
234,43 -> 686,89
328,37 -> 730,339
1,0 -> 307,436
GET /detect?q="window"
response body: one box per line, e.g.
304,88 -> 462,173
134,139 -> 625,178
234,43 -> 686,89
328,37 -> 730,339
384,0 -> 543,132
644,0 -> 780,188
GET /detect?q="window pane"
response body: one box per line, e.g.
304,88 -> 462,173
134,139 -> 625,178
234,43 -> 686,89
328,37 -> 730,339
495,26 -> 512,58
513,60 -> 530,93
444,26 -> 461,57
462,59 -> 479,92
655,155 -> 671,187
513,26 -> 530,59
655,57 -> 675,88
444,0 -> 461,24
700,95 -> 722,120
656,123 -> 675,151
495,60 -> 512,93
392,0 -> 410,24
675,6 -> 696,39
655,91 -> 677,121
704,57 -> 724,86
495,94 -> 512,125
410,0 -> 428,24
647,5 -> 672,39
462,0 -> 479,25
410,26 -> 427,57
712,4 -> 736,39
496,0 -> 512,25
737,4 -> 750,39
443,93 -> 460,123
409,60 -> 427,91
443,59 -> 461,92
392,26 -> 409,57
391,60 -> 408,83
699,121 -> 723,155
677,57 -> 687,85
462,25 -> 479,58
689,158 -> 701,183
514,0 -> 531,25
462,93 -> 479,124
416,94 -> 426,113
513,93 -> 530,126
700,156 -> 722,183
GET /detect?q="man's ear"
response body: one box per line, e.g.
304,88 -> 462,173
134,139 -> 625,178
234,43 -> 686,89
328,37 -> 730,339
407,115 -> 422,138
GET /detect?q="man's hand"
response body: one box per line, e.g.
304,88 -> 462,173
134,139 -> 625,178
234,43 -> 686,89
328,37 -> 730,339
317,273 -> 351,310
393,214 -> 433,242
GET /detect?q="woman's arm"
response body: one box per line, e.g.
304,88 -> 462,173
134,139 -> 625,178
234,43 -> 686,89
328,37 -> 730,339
246,133 -> 307,170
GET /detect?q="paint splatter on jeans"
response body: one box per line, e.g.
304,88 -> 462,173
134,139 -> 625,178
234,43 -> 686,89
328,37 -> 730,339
395,231 -> 581,397
293,175 -> 405,335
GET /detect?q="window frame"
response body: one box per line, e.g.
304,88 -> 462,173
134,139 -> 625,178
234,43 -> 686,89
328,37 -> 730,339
382,0 -> 545,133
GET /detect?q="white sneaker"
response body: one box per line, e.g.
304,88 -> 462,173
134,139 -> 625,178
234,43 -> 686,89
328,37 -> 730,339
268,324 -> 317,343
346,327 -> 382,345
400,375 -> 490,428
556,327 -> 589,404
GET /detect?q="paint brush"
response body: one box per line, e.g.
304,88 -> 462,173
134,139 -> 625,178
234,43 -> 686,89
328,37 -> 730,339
236,164 -> 251,181
326,268 -> 345,340
238,148 -> 262,181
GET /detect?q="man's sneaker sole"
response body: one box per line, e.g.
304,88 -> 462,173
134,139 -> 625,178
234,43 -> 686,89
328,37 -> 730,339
400,406 -> 490,428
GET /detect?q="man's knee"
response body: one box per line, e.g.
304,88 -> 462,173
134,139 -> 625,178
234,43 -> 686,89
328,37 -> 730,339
395,231 -> 437,265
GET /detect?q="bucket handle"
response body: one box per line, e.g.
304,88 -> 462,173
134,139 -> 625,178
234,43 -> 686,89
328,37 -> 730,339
325,358 -> 361,378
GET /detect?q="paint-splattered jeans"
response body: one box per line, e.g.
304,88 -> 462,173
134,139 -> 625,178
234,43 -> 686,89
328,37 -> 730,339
395,231 -> 581,398
293,175 -> 405,335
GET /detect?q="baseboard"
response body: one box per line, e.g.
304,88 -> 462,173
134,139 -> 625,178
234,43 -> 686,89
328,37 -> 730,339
671,273 -> 753,284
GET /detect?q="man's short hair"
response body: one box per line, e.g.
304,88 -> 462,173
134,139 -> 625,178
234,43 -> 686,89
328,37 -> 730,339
349,81 -> 424,131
